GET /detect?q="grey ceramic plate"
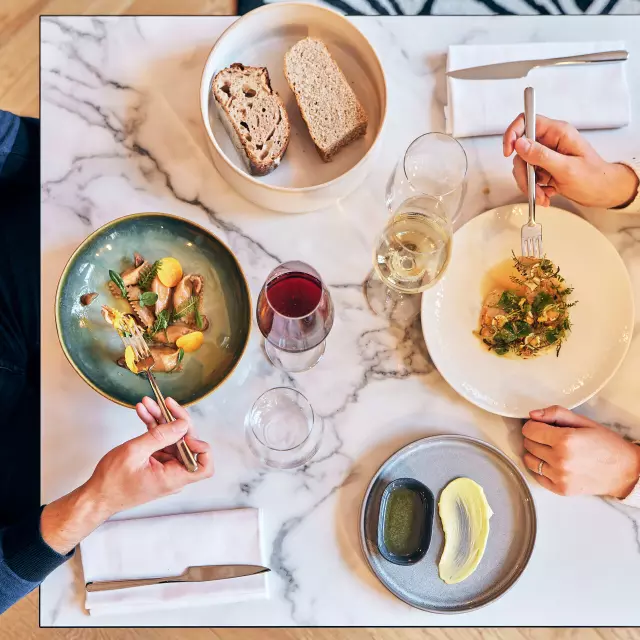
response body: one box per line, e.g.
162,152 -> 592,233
56,213 -> 251,408
360,435 -> 536,614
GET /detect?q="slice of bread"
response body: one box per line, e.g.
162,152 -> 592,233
284,38 -> 368,162
212,63 -> 290,177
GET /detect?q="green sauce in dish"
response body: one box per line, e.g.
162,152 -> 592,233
383,486 -> 424,556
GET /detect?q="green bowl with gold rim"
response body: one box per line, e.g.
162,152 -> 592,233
55,213 -> 251,408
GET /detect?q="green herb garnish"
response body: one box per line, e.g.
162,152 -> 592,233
137,260 -> 162,291
531,291 -> 553,316
498,290 -> 520,313
139,291 -> 158,307
172,295 -> 199,322
477,257 -> 577,359
109,270 -> 127,298
194,307 -> 203,330
148,309 -> 170,337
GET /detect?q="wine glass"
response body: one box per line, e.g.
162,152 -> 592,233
256,261 -> 334,372
245,387 -> 322,469
365,195 -> 452,324
386,132 -> 468,225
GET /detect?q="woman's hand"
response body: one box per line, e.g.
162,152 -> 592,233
503,113 -> 639,209
522,405 -> 640,499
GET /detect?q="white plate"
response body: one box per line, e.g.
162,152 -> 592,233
200,4 -> 387,212
421,204 -> 634,418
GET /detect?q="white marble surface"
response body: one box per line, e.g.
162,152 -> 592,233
40,15 -> 640,626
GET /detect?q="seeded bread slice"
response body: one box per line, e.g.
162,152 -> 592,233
284,38 -> 368,162
212,63 -> 290,177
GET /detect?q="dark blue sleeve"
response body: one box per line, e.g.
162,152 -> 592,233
0,508 -> 74,614
0,111 -> 73,614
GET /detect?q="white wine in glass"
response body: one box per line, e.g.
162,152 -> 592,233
374,197 -> 452,295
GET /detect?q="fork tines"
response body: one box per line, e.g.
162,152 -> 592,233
521,232 -> 543,258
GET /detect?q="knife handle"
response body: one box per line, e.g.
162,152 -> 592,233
547,50 -> 628,67
524,87 -> 536,225
86,576 -> 181,592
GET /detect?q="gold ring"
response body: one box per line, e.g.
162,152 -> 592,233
537,459 -> 545,475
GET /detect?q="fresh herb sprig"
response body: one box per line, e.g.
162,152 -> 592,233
148,309 -> 171,337
137,260 -> 162,291
172,295 -> 200,322
138,291 -> 158,307
109,270 -> 127,298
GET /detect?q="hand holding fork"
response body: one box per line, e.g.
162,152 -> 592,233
521,86 -> 544,259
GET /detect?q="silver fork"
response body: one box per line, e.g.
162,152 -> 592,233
521,86 -> 543,258
121,320 -> 198,473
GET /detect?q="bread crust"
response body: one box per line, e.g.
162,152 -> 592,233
212,63 -> 290,177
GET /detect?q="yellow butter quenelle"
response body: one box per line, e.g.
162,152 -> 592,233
438,478 -> 493,585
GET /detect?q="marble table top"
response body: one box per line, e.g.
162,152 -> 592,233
40,15 -> 640,626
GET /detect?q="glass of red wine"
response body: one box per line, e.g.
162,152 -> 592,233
256,261 -> 334,372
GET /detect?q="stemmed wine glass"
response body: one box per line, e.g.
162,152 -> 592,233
385,132 -> 468,224
365,195 -> 453,325
257,261 -> 334,373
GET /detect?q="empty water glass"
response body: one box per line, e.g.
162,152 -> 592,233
245,388 -> 322,469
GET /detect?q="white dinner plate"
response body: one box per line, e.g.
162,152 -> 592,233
421,204 -> 634,418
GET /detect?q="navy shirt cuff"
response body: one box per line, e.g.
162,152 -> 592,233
2,506 -> 74,583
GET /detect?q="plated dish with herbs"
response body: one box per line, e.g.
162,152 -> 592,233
421,204 -> 634,418
102,253 -> 210,375
476,254 -> 576,358
55,213 -> 251,408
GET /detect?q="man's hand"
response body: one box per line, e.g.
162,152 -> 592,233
503,114 -> 639,209
522,405 -> 640,499
41,398 -> 214,554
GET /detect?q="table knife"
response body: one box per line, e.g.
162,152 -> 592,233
86,564 -> 270,592
447,50 -> 628,80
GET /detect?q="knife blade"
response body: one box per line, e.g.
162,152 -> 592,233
86,564 -> 270,592
447,49 -> 628,80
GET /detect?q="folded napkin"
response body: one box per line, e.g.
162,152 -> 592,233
80,508 -> 267,616
445,41 -> 631,139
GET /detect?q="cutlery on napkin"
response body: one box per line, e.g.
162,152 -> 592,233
80,508 -> 268,615
445,41 -> 631,138
86,564 -> 270,592
447,49 -> 628,80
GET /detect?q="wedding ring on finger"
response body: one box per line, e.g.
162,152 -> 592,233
537,459 -> 545,476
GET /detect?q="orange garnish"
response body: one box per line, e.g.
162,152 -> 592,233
176,331 -> 204,353
157,257 -> 183,288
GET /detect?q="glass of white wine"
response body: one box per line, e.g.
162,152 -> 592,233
365,195 -> 452,324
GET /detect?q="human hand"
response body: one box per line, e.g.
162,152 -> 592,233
41,398 -> 214,554
522,405 -> 640,499
85,397 -> 214,517
503,114 -> 639,209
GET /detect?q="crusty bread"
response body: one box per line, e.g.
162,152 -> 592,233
284,38 -> 368,162
212,63 -> 290,177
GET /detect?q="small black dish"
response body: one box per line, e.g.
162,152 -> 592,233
377,477 -> 435,566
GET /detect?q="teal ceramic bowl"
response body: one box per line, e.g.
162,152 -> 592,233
56,213 -> 251,408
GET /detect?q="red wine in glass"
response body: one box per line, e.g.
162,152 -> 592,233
257,261 -> 334,372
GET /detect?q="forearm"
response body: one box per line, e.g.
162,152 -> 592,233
40,483 -> 110,555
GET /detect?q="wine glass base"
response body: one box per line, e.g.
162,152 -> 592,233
364,270 -> 422,326
264,340 -> 326,373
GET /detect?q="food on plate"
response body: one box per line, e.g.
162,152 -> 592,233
438,477 -> 493,585
212,63 -> 290,177
284,37 -> 368,162
103,254 -> 208,374
80,292 -> 98,306
476,254 -> 576,358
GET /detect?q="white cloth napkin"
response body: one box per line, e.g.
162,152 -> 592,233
445,41 -> 631,139
80,508 -> 267,616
